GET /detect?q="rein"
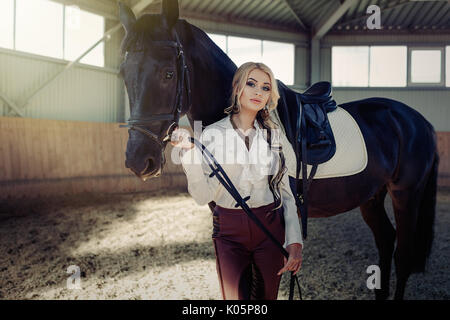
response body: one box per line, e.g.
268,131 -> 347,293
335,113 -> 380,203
188,136 -> 303,300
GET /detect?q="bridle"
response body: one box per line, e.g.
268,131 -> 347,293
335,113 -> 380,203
119,30 -> 191,150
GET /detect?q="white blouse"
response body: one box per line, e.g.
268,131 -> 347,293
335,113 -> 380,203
179,114 -> 303,248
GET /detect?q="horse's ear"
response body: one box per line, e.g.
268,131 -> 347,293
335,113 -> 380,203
118,2 -> 136,34
161,0 -> 179,30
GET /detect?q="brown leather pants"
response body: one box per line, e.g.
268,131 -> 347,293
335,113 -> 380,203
212,202 -> 285,300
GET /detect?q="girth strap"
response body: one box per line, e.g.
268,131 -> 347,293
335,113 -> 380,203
295,96 -> 319,240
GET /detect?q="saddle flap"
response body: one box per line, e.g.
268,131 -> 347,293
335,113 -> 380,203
295,82 -> 337,166
304,103 -> 326,128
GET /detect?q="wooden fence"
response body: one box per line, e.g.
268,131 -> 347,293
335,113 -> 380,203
0,117 -> 449,199
437,131 -> 450,187
0,117 -> 188,199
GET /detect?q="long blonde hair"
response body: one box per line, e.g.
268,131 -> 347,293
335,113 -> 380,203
225,62 -> 287,211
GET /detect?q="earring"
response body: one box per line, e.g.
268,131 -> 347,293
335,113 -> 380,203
262,104 -> 269,119
233,95 -> 240,113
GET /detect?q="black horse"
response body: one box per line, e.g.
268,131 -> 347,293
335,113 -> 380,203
118,0 -> 439,300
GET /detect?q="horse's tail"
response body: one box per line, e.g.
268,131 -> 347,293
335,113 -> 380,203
412,150 -> 439,273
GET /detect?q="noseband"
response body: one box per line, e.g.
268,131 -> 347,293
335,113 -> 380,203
119,30 -> 191,149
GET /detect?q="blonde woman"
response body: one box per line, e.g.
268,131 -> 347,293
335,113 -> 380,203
171,62 -> 303,300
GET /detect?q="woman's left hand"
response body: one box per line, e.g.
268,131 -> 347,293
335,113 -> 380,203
277,243 -> 303,276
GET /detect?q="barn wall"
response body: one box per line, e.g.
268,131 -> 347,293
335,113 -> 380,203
0,117 -> 188,199
332,88 -> 450,132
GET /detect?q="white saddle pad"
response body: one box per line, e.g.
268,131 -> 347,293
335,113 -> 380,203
271,106 -> 368,179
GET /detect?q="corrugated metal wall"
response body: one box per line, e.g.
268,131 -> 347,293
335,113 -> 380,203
0,48 -> 122,122
0,17 -> 125,123
333,88 -> 450,132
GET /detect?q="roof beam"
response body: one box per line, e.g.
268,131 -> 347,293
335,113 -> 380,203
132,0 -> 157,15
1,92 -> 25,117
50,0 -> 156,20
281,0 -> 308,31
312,0 -> 358,39
182,11 -> 305,36
50,0 -> 118,20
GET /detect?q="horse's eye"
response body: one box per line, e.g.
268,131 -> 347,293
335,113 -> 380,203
166,71 -> 174,79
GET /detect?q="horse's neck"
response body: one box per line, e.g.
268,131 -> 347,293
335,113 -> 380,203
177,21 -> 298,135
177,21 -> 236,127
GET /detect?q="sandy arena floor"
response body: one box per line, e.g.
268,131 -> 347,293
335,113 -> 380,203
0,187 -> 449,300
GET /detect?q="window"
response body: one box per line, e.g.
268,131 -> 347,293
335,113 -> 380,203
262,40 -> 294,85
410,48 -> 442,84
16,0 -> 64,59
331,45 -> 449,88
0,0 -> 14,49
227,36 -> 261,69
64,6 -> 104,67
369,46 -> 407,87
1,0 -> 105,67
207,33 -> 295,85
332,46 -> 369,86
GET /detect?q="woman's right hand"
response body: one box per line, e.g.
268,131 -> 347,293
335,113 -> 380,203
170,127 -> 194,149
277,243 -> 303,276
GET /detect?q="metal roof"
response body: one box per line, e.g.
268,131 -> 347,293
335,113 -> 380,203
71,0 -> 449,35
178,0 -> 450,34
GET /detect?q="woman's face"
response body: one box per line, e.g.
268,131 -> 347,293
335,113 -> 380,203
239,68 -> 272,113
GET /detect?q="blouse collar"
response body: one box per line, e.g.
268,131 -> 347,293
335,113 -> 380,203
215,114 -> 262,134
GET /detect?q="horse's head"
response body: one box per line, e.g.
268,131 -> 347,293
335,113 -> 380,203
118,0 -> 189,180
